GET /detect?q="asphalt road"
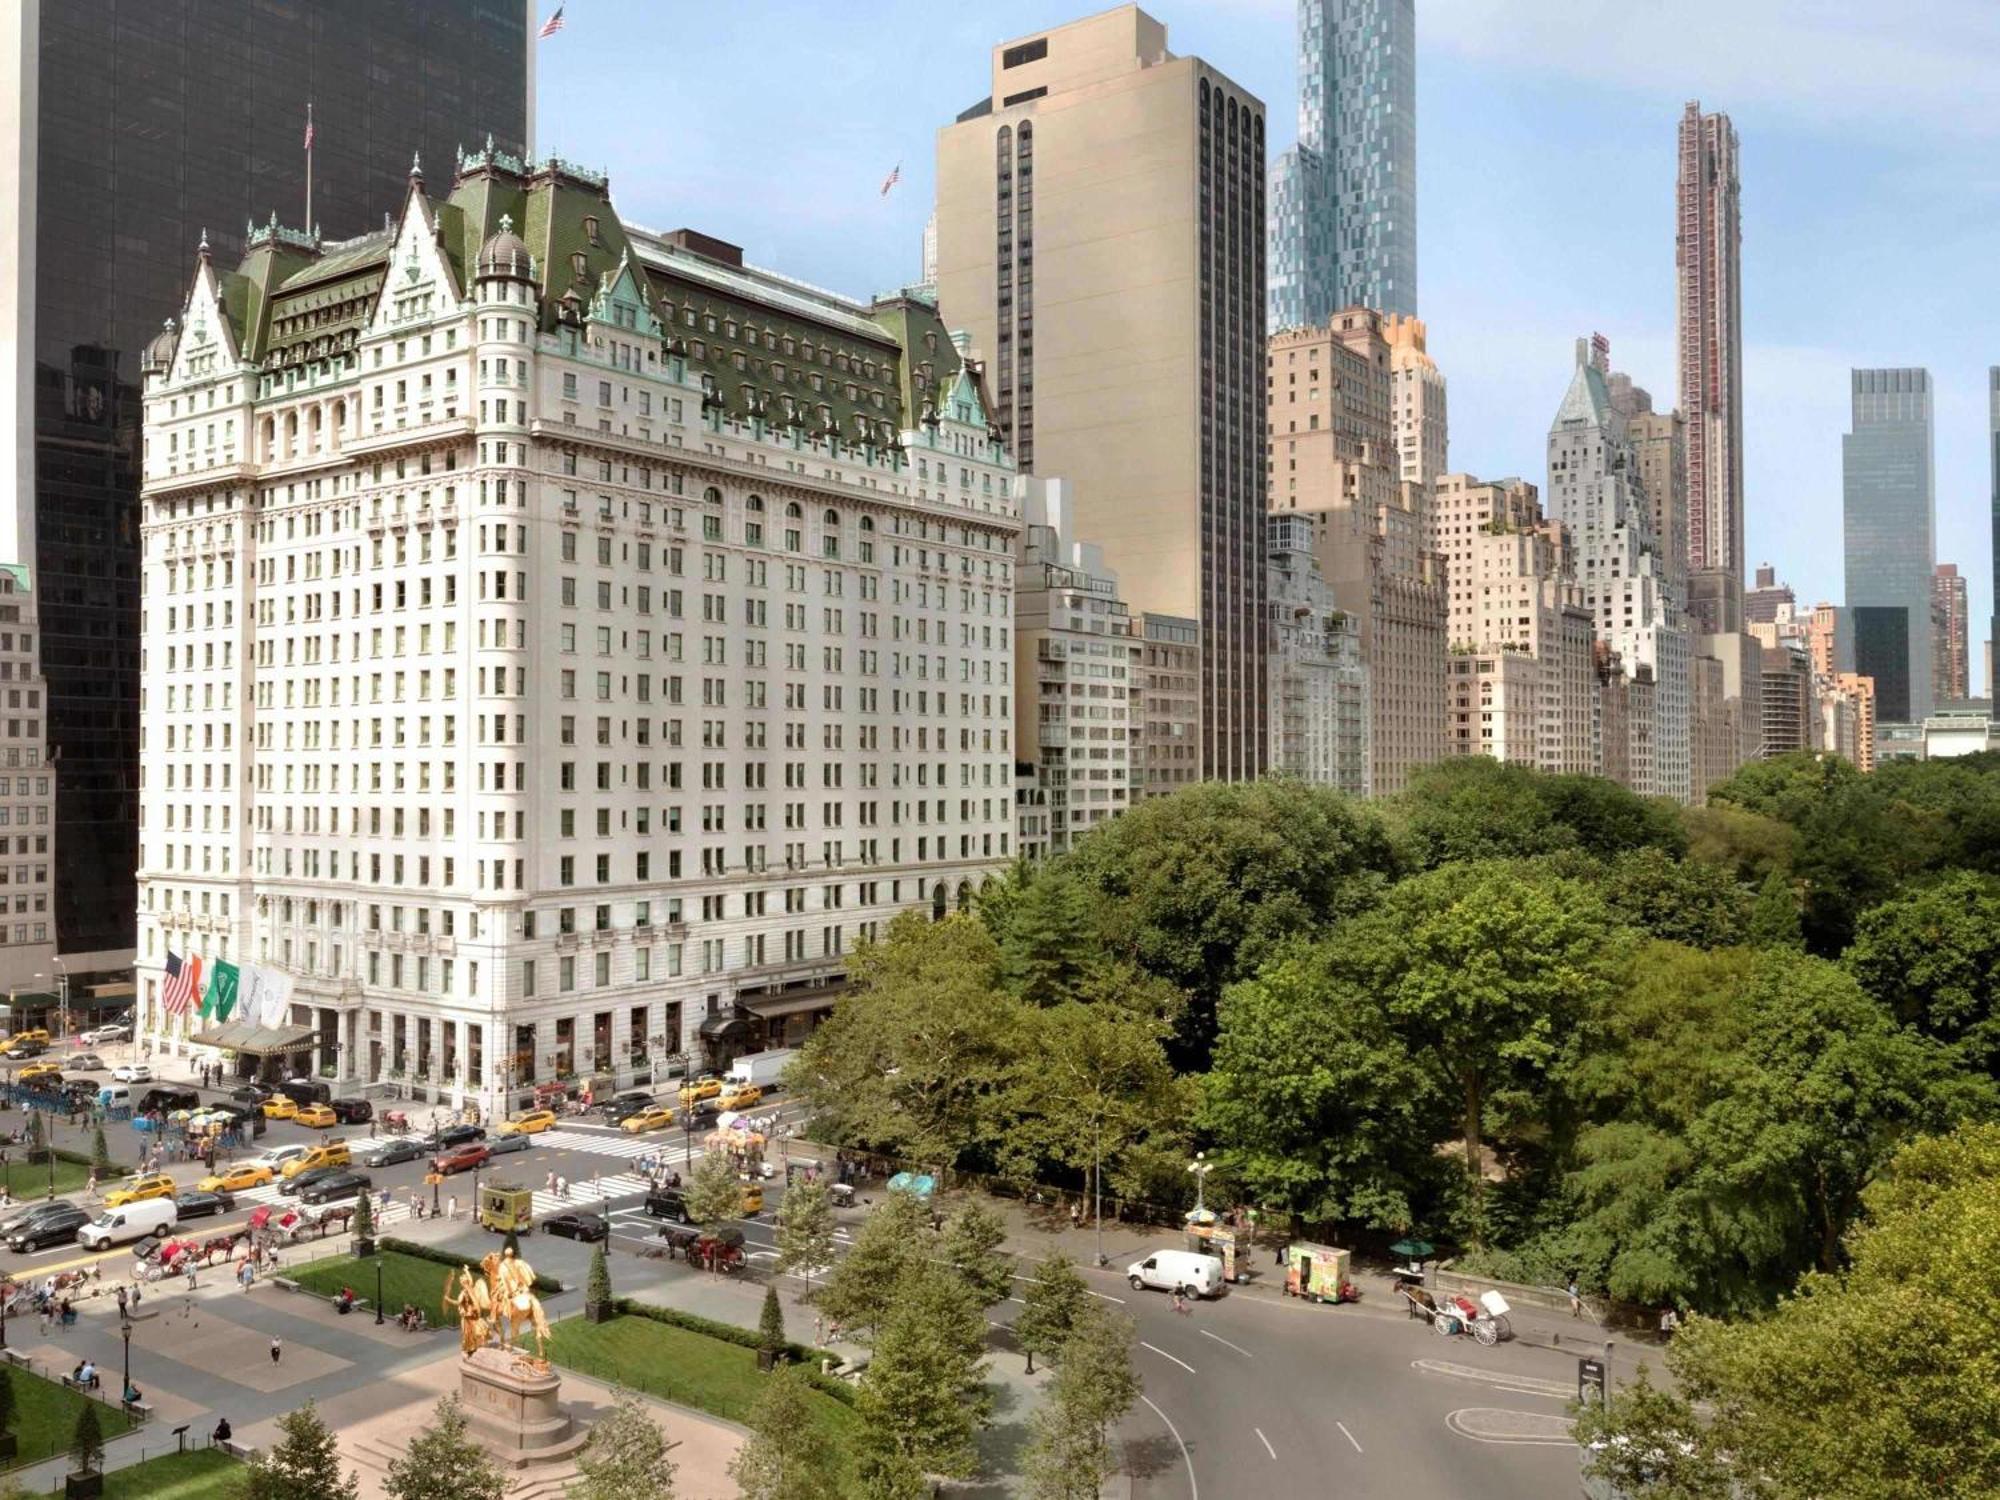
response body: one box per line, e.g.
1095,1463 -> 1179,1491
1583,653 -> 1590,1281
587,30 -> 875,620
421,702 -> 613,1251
990,1252 -> 1585,1500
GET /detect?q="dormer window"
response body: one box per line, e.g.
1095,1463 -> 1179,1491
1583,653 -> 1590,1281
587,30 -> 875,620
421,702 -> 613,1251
583,215 -> 600,244
570,252 -> 588,279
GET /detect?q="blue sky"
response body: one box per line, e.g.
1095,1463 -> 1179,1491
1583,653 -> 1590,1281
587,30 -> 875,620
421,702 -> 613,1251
534,0 -> 2000,657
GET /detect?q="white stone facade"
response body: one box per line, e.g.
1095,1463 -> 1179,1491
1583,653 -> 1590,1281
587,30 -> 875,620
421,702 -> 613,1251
1266,512 -> 1368,794
135,162 -> 1019,1112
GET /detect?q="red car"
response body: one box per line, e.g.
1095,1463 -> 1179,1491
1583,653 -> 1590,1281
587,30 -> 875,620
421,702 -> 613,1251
432,1144 -> 490,1176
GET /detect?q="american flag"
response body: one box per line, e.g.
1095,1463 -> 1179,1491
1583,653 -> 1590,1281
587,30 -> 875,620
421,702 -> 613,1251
880,162 -> 901,197
539,5 -> 565,39
304,105 -> 314,153
162,951 -> 194,1015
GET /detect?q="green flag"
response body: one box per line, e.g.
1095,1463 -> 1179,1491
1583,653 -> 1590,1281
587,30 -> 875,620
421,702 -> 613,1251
207,960 -> 241,1023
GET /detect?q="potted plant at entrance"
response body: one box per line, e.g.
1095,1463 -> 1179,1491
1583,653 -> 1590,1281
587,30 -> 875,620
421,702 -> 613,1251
63,1401 -> 104,1498
352,1182 -> 376,1258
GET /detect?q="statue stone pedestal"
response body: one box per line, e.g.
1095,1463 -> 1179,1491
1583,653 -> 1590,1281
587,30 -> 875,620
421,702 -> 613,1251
458,1346 -> 589,1468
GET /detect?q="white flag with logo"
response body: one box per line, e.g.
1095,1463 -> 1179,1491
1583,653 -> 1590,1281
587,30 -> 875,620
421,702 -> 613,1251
246,965 -> 295,1028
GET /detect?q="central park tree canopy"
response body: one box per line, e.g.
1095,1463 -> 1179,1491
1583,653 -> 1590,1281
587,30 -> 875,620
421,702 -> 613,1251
790,752 -> 2000,1320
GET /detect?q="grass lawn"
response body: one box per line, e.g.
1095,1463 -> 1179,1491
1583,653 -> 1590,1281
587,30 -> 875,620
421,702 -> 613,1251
3,1365 -> 134,1472
547,1314 -> 858,1481
32,1449 -> 242,1498
289,1249 -> 454,1323
1,1155 -> 92,1200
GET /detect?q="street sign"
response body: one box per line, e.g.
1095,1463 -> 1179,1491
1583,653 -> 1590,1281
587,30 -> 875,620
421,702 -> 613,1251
1577,1356 -> 1607,1407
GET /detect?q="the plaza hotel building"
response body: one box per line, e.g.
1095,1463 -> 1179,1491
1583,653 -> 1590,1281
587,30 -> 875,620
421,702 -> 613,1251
135,144 -> 1020,1114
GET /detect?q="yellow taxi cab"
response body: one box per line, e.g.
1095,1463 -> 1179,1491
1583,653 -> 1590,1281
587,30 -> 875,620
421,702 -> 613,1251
678,1075 -> 722,1105
104,1172 -> 177,1208
497,1109 -> 558,1136
622,1105 -> 674,1133
16,1060 -> 61,1083
294,1104 -> 337,1129
199,1162 -> 274,1193
717,1082 -> 763,1112
4,1028 -> 50,1048
280,1141 -> 351,1178
262,1095 -> 299,1120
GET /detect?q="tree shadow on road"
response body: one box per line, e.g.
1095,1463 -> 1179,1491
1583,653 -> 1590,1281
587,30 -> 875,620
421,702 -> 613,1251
1122,1431 -> 1185,1482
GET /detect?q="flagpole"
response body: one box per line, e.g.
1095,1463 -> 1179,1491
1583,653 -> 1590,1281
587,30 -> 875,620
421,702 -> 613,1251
305,103 -> 314,231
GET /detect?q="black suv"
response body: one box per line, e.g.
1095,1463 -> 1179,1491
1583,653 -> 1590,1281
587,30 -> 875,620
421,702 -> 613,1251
643,1188 -> 692,1224
328,1098 -> 374,1125
6,1203 -> 89,1251
136,1086 -> 200,1113
426,1123 -> 486,1150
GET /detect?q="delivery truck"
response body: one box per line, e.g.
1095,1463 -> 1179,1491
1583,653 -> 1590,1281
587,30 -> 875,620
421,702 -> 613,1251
724,1048 -> 798,1092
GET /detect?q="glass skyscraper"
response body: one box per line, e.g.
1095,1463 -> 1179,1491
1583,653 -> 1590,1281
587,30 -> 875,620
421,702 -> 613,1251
2,1 -> 530,970
1267,0 -> 1416,330
1843,368 -> 1936,724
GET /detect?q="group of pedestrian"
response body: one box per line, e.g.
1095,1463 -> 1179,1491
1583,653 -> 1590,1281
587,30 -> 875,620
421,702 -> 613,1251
543,1171 -> 571,1200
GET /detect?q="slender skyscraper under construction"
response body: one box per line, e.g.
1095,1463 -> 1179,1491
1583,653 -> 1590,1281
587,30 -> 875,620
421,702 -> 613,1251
1677,101 -> 1744,634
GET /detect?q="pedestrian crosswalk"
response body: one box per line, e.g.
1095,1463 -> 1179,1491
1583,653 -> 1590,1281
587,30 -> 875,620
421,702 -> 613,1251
540,1128 -> 682,1160
230,1180 -> 415,1227
524,1172 -> 653,1217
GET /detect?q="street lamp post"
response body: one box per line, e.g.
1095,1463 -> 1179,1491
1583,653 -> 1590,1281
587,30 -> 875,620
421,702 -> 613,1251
1187,1152 -> 1213,1217
120,1312 -> 132,1408
1093,1118 -> 1107,1268
374,1257 -> 384,1326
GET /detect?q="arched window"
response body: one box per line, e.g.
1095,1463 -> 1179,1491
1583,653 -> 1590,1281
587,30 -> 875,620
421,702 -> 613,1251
746,495 -> 764,513
785,502 -> 802,520
704,486 -> 723,506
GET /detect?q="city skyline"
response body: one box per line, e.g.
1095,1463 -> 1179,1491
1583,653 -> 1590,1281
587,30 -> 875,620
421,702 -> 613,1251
530,0 -> 2000,661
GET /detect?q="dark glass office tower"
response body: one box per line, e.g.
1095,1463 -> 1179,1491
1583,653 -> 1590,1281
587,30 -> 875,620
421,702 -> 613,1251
1843,368 -> 1935,725
3,2 -> 529,969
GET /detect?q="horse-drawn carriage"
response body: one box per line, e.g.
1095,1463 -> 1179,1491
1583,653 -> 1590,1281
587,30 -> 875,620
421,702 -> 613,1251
1399,1285 -> 1514,1345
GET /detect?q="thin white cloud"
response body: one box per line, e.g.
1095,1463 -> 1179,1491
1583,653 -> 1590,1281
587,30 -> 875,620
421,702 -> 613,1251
1423,0 -> 2000,138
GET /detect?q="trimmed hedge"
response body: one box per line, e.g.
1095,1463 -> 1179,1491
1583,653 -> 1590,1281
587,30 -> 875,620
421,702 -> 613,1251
611,1297 -> 856,1406
379,1236 -> 563,1293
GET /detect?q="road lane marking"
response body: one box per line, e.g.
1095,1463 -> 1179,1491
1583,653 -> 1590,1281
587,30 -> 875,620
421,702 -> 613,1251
1139,1395 -> 1198,1500
1139,1340 -> 1196,1374
1444,1408 -> 1576,1446
1412,1358 -> 1572,1400
1016,1270 -> 1125,1304
1337,1421 -> 1363,1454
1198,1328 -> 1252,1358
1254,1427 -> 1276,1460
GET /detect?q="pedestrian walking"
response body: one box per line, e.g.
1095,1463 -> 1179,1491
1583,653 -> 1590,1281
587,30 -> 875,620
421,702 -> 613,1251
84,1171 -> 98,1202
269,1337 -> 282,1365
447,1194 -> 458,1221
545,1171 -> 556,1195
557,1175 -> 569,1201
1659,1306 -> 1680,1339
116,1285 -> 128,1317
185,1260 -> 198,1291
239,1260 -> 254,1292
1567,1276 -> 1583,1318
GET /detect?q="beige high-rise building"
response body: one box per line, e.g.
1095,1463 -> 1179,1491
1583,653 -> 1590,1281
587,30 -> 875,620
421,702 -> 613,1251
1807,602 -> 1839,678
1690,653 -> 1737,799
1933,562 -> 1970,703
1134,614 -> 1201,798
1431,473 -> 1595,772
1386,314 -> 1447,488
1269,308 -> 1445,792
1834,671 -> 1878,771
935,4 -> 1269,780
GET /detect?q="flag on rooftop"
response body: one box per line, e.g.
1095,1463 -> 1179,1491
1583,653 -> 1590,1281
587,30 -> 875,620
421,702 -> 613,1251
539,6 -> 566,39
880,162 -> 901,197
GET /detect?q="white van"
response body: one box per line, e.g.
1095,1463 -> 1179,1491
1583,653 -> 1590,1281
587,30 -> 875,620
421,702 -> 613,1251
78,1198 -> 177,1250
1126,1249 -> 1225,1299
97,1084 -> 133,1111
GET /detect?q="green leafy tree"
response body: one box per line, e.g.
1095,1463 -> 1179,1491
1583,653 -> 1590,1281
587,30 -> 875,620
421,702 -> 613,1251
1022,1305 -> 1139,1500
1060,778 -> 1398,1065
1682,802 -> 1795,886
790,912 -> 1020,1164
815,1190 -> 929,1338
1305,862 -> 1623,1227
1203,940 -> 1448,1230
383,1397 -> 509,1500
937,1201 -> 1013,1309
69,1400 -> 103,1476
89,1122 -> 111,1174
240,1401 -> 360,1500
1601,846 -> 1750,949
1586,1123 -> 2000,1498
351,1183 -> 374,1250
729,1364 -> 842,1500
682,1149 -> 744,1233
1570,1366 -> 1732,1500
997,872 -> 1095,1006
999,995 -> 1188,1215
1847,870 -> 2000,1070
585,1241 -> 612,1314
773,1176 -> 835,1287
1566,946 -> 1978,1312
1531,773 -> 1688,861
1389,758 -> 1573,869
22,1111 -> 44,1163
854,1265 -> 991,1485
568,1392 -> 676,1500
1744,868 -> 1803,950
1012,1253 -> 1089,1375
757,1284 -> 786,1357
